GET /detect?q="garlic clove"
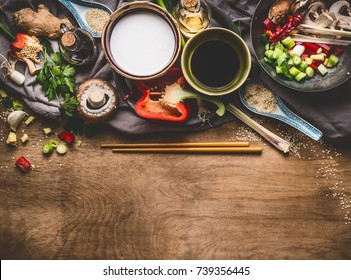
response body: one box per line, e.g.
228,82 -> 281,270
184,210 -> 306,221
7,110 -> 28,131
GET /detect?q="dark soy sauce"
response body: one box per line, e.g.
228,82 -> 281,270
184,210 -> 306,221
191,40 -> 239,88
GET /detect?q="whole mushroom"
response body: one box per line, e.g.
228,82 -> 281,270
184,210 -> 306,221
77,78 -> 119,123
268,0 -> 292,24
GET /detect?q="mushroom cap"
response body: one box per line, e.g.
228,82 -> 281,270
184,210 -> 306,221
268,0 -> 291,24
77,78 -> 119,123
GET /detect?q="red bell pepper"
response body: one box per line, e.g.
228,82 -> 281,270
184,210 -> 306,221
303,42 -> 320,55
331,46 -> 344,56
134,68 -> 190,122
15,156 -> 31,172
9,33 -> 43,75
58,130 -> 75,144
134,67 -> 225,122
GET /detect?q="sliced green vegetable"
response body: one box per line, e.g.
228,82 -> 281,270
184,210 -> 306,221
276,66 -> 283,74
327,54 -> 339,67
305,66 -> 315,78
298,61 -> 308,71
281,36 -> 295,49
265,50 -> 274,59
277,53 -> 288,66
12,100 -> 24,111
292,55 -> 302,66
289,66 -> 301,76
56,144 -> 68,155
295,72 -> 306,82
42,143 -> 53,154
272,48 -> 284,60
318,64 -> 328,75
49,139 -> 60,149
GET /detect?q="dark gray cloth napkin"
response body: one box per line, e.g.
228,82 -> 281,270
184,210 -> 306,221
0,0 -> 350,144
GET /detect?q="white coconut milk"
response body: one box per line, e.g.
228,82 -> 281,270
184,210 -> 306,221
110,11 -> 176,76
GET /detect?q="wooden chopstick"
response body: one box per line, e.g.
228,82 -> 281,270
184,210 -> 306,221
112,147 -> 262,154
101,142 -> 250,148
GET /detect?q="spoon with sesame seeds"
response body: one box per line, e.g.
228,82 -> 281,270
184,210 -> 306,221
239,78 -> 323,141
57,0 -> 112,37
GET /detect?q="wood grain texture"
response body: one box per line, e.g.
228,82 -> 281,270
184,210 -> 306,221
0,109 -> 350,260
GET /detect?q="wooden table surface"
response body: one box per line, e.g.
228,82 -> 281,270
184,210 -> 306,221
1,103 -> 350,260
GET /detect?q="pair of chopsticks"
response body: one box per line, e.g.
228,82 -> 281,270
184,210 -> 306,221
101,142 -> 262,154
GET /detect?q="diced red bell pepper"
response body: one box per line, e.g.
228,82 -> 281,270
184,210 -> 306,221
303,42 -> 320,55
315,43 -> 333,54
301,54 -> 309,61
263,17 -> 275,30
331,46 -> 344,56
134,68 -> 190,122
58,131 -> 75,144
310,60 -> 322,70
15,156 -> 31,172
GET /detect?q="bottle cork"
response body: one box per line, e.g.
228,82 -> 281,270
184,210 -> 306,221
61,32 -> 76,48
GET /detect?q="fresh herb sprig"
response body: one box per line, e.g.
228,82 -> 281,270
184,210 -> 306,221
36,39 -> 78,117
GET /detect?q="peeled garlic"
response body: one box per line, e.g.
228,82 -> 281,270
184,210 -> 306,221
7,110 -> 28,131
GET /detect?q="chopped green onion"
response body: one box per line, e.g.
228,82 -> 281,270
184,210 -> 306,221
289,66 -> 301,76
56,144 -> 68,155
281,36 -> 295,49
305,66 -> 315,78
295,72 -> 306,82
42,143 -> 53,154
49,139 -> 60,149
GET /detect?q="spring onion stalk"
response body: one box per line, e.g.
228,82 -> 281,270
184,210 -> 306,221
0,22 -> 15,41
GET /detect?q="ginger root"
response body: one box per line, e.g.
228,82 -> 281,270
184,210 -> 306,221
13,4 -> 73,39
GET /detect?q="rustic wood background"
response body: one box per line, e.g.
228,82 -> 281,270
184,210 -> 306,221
1,106 -> 350,260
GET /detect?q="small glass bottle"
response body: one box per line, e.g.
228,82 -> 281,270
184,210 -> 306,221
174,0 -> 211,38
59,24 -> 98,65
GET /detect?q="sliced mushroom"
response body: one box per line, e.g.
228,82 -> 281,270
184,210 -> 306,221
77,78 -> 118,123
329,0 -> 351,30
302,1 -> 334,27
290,0 -> 321,15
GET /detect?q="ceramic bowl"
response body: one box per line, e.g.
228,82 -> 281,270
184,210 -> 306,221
102,1 -> 182,80
181,27 -> 251,96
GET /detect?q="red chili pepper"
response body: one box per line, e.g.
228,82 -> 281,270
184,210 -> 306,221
263,17 -> 275,30
58,131 -> 75,144
270,13 -> 304,43
134,68 -> 190,122
15,156 -> 31,172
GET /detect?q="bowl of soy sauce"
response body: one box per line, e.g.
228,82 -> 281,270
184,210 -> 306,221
181,27 -> 251,96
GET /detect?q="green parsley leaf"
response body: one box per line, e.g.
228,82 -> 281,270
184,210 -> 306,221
61,94 -> 79,117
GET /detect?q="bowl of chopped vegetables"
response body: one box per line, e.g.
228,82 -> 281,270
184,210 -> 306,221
251,0 -> 351,92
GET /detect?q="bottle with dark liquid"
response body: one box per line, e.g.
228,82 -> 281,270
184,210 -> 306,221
59,24 -> 98,65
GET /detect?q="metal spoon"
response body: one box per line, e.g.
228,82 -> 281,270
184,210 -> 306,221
57,0 -> 112,38
239,78 -> 323,141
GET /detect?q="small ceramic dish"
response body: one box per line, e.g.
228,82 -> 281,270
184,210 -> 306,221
181,27 -> 251,96
57,0 -> 112,38
102,1 -> 182,80
239,78 -> 323,140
